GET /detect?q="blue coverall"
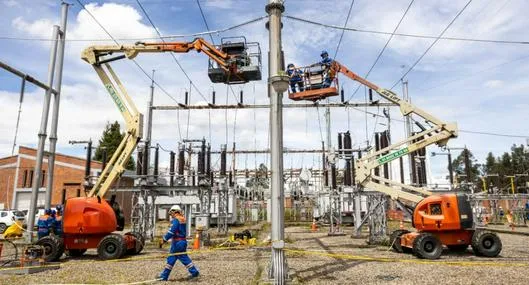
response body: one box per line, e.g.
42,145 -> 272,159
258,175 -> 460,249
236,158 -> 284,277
159,214 -> 199,280
55,214 -> 63,237
320,57 -> 334,87
37,213 -> 54,239
287,68 -> 304,93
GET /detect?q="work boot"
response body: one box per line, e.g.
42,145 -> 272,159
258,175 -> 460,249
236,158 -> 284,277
156,271 -> 169,281
186,272 -> 200,281
155,274 -> 167,281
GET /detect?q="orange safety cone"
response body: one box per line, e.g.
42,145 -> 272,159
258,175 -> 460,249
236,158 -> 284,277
311,219 -> 317,232
193,231 -> 201,250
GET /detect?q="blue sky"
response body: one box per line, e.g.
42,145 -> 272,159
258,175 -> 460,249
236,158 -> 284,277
1,0 -> 528,186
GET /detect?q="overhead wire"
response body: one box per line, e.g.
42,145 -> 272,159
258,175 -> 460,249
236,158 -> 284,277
350,105 -> 529,139
135,0 -> 209,103
75,0 -> 177,102
74,0 -> 183,141
283,14 -> 529,45
195,0 -> 241,150
0,16 -> 269,42
346,0 -> 415,101
390,0 -> 474,90
195,0 -> 216,145
415,53 -> 529,92
333,0 -> 355,60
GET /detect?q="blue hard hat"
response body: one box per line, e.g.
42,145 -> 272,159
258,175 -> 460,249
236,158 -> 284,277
45,209 -> 51,215
51,210 -> 56,215
321,50 -> 328,57
287,63 -> 294,68
56,205 -> 62,211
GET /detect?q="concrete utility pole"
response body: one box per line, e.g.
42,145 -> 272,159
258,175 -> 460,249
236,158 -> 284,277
266,0 -> 289,283
46,2 -> 69,209
28,2 -> 69,242
401,79 -> 413,184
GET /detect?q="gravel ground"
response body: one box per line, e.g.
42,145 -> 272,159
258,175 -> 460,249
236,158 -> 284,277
2,224 -> 529,284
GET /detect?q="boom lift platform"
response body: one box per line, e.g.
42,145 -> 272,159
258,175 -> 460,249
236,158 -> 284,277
36,37 -> 261,262
321,61 -> 503,259
288,64 -> 339,101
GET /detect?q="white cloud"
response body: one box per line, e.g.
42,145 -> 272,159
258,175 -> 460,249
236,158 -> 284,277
2,0 -> 529,184
484,80 -> 503,88
3,0 -> 18,7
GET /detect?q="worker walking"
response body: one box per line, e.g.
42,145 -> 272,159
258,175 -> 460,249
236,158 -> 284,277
157,205 -> 199,281
286,63 -> 304,93
37,209 -> 53,239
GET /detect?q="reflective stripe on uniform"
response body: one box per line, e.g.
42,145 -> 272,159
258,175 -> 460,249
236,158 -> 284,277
165,264 -> 173,270
185,263 -> 194,269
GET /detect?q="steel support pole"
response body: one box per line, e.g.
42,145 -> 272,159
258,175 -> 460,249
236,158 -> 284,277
27,25 -> 60,242
46,2 -> 69,209
12,77 -> 26,155
266,1 -> 287,283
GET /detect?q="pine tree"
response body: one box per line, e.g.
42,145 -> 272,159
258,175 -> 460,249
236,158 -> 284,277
93,121 -> 135,170
452,148 -> 481,189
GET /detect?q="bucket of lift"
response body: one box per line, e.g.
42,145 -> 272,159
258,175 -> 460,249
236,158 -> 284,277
208,36 -> 262,84
288,64 -> 339,101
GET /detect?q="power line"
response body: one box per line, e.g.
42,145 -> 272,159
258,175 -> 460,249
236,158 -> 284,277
284,14 -> 529,46
459,130 -> 528,139
346,0 -> 415,102
196,0 -> 215,44
195,0 -> 242,145
74,0 -> 180,105
135,0 -> 209,103
333,0 -> 355,60
390,0 -> 474,89
415,53 -> 529,92
348,105 -> 528,139
0,16 -> 268,42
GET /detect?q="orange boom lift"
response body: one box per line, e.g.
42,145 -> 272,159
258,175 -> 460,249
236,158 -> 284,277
36,37 -> 261,261
291,60 -> 502,259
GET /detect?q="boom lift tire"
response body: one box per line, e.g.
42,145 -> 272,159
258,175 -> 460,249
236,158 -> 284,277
36,235 -> 64,262
447,244 -> 468,252
390,229 -> 410,253
97,234 -> 126,260
66,249 -> 87,257
125,232 -> 145,255
412,233 -> 443,260
471,230 -> 502,257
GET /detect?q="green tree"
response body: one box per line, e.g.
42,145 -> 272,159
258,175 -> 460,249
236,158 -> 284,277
246,163 -> 269,189
452,148 -> 481,189
93,121 -> 135,170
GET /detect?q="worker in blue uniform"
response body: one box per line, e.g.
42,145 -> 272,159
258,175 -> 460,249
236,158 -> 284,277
37,209 -> 53,239
54,205 -> 63,237
286,63 -> 304,93
157,205 -> 199,281
319,50 -> 333,87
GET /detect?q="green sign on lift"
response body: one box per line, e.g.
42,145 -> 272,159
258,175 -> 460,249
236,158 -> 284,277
106,84 -> 126,113
377,147 -> 409,164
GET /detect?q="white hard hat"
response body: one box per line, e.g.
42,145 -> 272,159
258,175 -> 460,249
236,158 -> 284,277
169,205 -> 182,213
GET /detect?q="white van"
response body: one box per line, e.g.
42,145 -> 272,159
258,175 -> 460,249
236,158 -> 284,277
0,210 -> 26,233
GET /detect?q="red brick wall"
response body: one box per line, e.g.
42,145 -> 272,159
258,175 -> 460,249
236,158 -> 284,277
0,147 -> 134,222
0,156 -> 17,209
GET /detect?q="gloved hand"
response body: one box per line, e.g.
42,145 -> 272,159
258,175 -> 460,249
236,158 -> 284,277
158,238 -> 166,248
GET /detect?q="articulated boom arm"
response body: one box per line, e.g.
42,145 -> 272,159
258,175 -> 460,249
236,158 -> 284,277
85,62 -> 143,199
82,38 -> 231,71
330,61 -> 458,203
